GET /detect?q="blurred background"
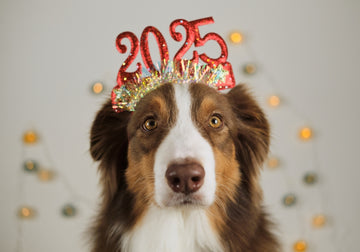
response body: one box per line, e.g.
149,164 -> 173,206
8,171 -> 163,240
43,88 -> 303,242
1,0 -> 359,251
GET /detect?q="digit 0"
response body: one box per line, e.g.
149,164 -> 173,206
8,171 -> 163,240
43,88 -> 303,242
140,26 -> 169,71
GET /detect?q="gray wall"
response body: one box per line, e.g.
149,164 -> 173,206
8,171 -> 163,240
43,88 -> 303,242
1,0 -> 359,251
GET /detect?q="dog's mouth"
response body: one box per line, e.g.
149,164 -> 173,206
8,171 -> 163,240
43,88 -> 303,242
182,199 -> 192,204
180,197 -> 198,206
165,193 -> 205,208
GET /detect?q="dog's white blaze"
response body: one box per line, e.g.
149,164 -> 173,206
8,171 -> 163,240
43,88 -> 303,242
154,83 -> 217,207
120,84 -> 221,252
121,205 -> 223,252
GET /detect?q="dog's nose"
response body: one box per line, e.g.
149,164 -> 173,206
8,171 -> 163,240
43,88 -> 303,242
166,162 -> 205,194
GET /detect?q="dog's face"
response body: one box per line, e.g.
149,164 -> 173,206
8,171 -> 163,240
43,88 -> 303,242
91,83 -> 269,213
126,83 -> 242,208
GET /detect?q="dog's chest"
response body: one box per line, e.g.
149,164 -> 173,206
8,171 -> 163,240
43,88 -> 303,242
121,206 -> 223,252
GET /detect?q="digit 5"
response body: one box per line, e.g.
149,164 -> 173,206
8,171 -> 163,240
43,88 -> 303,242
189,17 -> 228,66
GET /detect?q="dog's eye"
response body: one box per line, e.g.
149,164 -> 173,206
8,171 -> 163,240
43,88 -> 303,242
209,115 -> 223,129
143,118 -> 158,131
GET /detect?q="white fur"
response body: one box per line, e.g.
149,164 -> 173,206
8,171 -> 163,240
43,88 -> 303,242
121,205 -> 223,252
153,83 -> 217,207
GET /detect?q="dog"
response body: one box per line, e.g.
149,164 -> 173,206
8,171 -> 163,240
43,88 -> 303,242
89,82 -> 280,252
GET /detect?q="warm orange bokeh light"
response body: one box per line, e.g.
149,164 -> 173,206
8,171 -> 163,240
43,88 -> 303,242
229,32 -> 243,44
92,82 -> 104,94
22,208 -> 30,217
312,214 -> 326,227
293,240 -> 307,251
268,95 -> 280,107
244,64 -> 256,74
18,207 -> 35,219
38,170 -> 54,181
23,130 -> 38,144
267,157 -> 279,169
299,127 -> 313,140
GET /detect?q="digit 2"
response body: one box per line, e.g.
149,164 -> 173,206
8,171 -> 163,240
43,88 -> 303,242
116,31 -> 142,86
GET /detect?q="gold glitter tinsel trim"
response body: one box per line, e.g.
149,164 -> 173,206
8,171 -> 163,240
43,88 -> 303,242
111,60 -> 229,112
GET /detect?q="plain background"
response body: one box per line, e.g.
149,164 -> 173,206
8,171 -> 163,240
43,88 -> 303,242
1,0 -> 359,251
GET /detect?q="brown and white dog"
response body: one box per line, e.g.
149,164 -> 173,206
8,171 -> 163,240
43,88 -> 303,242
89,82 -> 280,252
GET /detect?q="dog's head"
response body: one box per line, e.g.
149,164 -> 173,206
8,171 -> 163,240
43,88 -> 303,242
90,83 -> 269,211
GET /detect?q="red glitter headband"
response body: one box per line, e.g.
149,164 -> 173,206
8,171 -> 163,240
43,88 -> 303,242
112,16 -> 236,112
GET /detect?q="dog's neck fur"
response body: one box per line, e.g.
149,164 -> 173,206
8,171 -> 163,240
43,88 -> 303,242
121,205 -> 223,252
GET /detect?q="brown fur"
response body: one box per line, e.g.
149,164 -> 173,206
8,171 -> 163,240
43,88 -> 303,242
89,83 -> 280,251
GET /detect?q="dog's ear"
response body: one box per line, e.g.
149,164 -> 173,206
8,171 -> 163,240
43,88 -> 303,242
90,99 -> 131,200
226,84 -> 270,177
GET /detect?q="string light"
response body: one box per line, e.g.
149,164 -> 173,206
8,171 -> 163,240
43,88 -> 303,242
229,31 -> 243,44
37,169 -> 55,181
62,204 -> 77,217
303,172 -> 317,185
92,82 -> 104,94
243,63 -> 257,74
23,160 -> 38,172
299,127 -> 313,140
23,130 -> 38,144
312,214 -> 326,228
228,32 -> 336,250
283,193 -> 297,207
268,95 -> 281,107
18,206 -> 35,219
267,156 -> 280,169
293,240 -> 308,252
16,126 -> 95,251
